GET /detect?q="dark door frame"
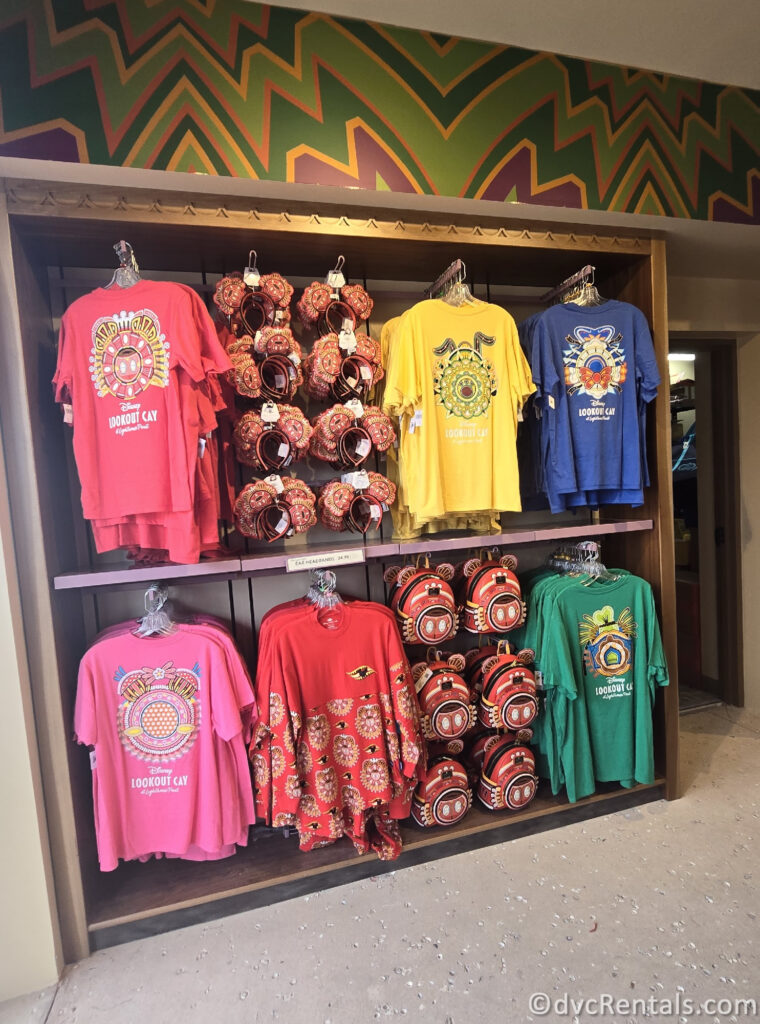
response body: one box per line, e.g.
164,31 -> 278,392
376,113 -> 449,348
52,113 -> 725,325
669,333 -> 743,706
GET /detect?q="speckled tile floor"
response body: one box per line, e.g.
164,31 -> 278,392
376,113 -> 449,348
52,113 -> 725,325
3,705 -> 759,1024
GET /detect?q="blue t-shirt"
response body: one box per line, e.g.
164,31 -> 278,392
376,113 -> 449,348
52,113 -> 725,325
531,300 -> 659,503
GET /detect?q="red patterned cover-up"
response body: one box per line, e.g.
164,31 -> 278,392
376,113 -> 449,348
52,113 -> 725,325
250,601 -> 425,860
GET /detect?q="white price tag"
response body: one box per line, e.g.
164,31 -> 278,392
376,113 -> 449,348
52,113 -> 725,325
265,474 -> 285,494
261,402 -> 280,423
355,438 -> 371,458
369,505 -> 382,520
326,270 -> 346,289
275,309 -> 285,322
339,327 -> 357,354
345,398 -> 364,418
341,470 -> 370,489
409,409 -> 423,433
63,403 -> 73,425
359,364 -> 372,380
89,750 -> 97,770
415,667 -> 433,694
548,395 -> 556,410
244,268 -> 261,287
275,515 -> 290,534
277,442 -> 291,458
254,329 -> 263,346
288,351 -> 301,366
198,437 -> 207,458
274,374 -> 287,389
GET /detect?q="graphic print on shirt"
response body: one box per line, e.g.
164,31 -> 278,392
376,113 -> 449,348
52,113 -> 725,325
116,660 -> 199,764
578,605 -> 638,695
563,326 -> 627,421
90,308 -> 170,407
433,332 -> 498,420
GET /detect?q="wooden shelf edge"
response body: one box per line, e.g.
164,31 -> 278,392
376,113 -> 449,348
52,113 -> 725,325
53,520 -> 655,589
87,779 -> 664,932
52,557 -> 244,590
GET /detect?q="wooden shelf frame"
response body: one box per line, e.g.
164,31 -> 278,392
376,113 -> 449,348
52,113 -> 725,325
0,170 -> 679,964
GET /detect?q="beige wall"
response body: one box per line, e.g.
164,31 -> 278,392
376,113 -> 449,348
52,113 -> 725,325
668,274 -> 760,709
0,439 -> 61,998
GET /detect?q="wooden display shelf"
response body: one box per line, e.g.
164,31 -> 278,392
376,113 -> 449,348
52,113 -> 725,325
87,778 -> 664,945
53,520 -> 654,590
398,518 -> 654,555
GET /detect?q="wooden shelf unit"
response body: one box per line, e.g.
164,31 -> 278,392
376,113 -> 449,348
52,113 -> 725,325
0,172 -> 678,963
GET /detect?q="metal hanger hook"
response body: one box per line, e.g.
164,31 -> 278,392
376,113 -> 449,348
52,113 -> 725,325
331,255 -> 345,275
248,249 -> 258,270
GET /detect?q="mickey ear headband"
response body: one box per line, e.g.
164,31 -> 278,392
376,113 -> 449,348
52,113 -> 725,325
297,280 -> 373,330
234,477 -> 316,541
317,472 -> 396,534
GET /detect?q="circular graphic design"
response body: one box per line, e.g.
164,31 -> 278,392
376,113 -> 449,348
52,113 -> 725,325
433,348 -> 498,420
91,308 -> 170,401
430,699 -> 471,740
563,326 -> 628,401
432,786 -> 470,826
116,662 -> 198,762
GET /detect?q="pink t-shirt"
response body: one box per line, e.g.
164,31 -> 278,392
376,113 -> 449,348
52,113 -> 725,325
54,280 -> 231,521
75,625 -> 255,870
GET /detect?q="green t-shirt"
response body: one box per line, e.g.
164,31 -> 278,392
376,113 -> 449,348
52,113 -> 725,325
541,574 -> 668,802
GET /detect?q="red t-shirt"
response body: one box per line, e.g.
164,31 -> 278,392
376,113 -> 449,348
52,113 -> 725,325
54,280 -> 230,521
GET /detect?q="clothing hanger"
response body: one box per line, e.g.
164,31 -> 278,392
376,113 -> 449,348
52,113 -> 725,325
133,584 -> 177,637
105,240 -> 141,289
570,267 -> 604,307
442,260 -> 476,307
306,569 -> 345,628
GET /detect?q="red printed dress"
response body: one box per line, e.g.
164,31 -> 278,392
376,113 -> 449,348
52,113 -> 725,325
251,602 -> 424,860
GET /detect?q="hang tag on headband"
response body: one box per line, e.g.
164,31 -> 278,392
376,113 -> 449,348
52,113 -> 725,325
261,401 -> 280,423
288,351 -> 301,366
341,469 -> 370,490
339,320 -> 357,354
275,514 -> 290,535
244,267 -> 261,288
359,364 -> 372,381
264,474 -> 285,494
355,438 -> 372,458
344,398 -> 364,419
369,505 -> 382,520
326,270 -> 346,290
275,309 -> 285,323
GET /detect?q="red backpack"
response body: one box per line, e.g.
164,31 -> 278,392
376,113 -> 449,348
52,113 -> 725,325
411,757 -> 472,828
384,559 -> 458,646
457,551 -> 525,634
478,642 -> 538,732
464,644 -> 500,697
411,652 -> 476,742
477,736 -> 537,811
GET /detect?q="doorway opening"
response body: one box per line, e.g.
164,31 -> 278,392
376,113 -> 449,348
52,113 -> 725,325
668,338 -> 743,713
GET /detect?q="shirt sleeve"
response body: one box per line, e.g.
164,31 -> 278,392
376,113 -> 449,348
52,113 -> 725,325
383,618 -> 425,791
644,586 -> 670,692
633,309 -> 661,404
505,312 -> 537,413
74,652 -> 98,746
382,308 -> 420,417
53,313 -> 73,404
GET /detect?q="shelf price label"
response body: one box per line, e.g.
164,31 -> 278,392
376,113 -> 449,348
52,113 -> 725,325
286,548 -> 366,573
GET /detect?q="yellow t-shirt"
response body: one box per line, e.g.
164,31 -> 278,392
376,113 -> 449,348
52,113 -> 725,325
383,298 -> 535,522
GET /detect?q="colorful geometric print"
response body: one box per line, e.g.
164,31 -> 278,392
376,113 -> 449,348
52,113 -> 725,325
579,605 -> 637,678
433,333 -> 498,419
90,308 -> 170,400
563,326 -> 628,400
115,661 -> 200,762
0,3 -> 756,223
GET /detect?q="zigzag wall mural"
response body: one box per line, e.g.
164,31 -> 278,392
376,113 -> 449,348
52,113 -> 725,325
0,1 -> 757,222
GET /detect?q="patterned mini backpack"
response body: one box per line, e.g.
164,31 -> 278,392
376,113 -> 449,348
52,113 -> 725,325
411,652 -> 476,742
384,558 -> 458,645
477,736 -> 538,812
411,757 -> 472,828
478,642 -> 538,732
457,550 -> 526,634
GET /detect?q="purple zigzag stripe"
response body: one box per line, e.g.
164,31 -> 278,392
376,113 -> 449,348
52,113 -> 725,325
479,147 -> 585,208
710,176 -> 760,225
290,126 -> 418,193
0,127 -> 81,162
